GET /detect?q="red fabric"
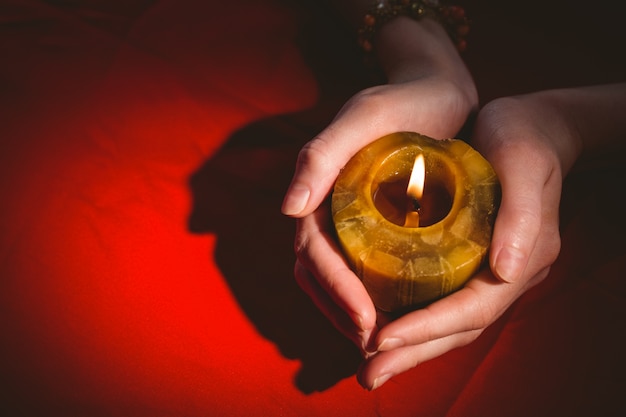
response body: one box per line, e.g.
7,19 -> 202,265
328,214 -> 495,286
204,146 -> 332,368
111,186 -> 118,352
1,1 -> 625,416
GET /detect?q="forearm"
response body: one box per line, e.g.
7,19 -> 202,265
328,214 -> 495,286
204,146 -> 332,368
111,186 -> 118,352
375,16 -> 470,85
328,0 -> 477,113
330,2 -> 471,76
554,83 -> 626,153
532,83 -> 626,172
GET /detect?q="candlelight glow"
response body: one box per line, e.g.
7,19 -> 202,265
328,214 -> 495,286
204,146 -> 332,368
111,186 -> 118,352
405,154 -> 425,227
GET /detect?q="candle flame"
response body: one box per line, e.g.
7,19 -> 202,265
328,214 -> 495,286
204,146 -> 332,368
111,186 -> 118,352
405,154 -> 425,227
407,154 -> 425,199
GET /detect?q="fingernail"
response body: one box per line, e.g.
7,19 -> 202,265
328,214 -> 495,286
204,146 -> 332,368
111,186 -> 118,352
377,337 -> 403,351
371,373 -> 393,390
355,313 -> 366,332
495,247 -> 524,283
281,184 -> 310,216
360,339 -> 377,359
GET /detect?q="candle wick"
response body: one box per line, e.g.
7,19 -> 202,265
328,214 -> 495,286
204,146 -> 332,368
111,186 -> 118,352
404,196 -> 421,228
411,197 -> 421,212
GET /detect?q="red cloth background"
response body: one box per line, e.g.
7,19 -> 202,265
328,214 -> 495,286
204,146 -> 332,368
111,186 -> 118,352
1,1 -> 625,416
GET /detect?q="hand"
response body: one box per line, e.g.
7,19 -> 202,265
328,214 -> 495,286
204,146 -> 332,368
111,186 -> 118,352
356,91 -> 584,390
282,17 -> 477,217
283,18 -> 477,359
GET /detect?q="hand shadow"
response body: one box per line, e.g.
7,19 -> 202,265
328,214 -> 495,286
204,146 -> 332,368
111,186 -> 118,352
187,1 -> 381,393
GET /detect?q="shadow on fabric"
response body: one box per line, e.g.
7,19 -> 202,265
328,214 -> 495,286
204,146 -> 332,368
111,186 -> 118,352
186,1 -> 381,393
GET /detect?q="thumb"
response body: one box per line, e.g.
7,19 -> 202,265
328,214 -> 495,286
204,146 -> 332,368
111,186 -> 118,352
488,151 -> 547,283
281,105 -> 393,217
280,134 -> 343,217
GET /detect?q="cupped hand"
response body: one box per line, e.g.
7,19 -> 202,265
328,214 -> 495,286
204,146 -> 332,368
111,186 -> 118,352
283,18 -> 483,387
285,67 -> 477,354
356,92 -> 583,390
281,76 -> 476,217
283,18 -> 478,359
282,17 -> 477,218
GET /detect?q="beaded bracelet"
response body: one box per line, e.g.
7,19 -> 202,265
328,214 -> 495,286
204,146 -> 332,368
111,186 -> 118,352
358,0 -> 470,53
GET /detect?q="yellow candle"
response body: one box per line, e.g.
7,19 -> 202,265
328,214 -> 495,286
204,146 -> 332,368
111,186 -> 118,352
331,132 -> 500,312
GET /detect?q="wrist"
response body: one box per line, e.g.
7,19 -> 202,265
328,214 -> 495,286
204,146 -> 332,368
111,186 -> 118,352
529,84 -> 626,171
375,16 -> 459,79
358,0 -> 470,53
375,17 -> 477,108
550,84 -> 626,154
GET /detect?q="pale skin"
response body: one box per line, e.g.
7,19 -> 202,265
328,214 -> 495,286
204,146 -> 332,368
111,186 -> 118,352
281,1 -> 626,390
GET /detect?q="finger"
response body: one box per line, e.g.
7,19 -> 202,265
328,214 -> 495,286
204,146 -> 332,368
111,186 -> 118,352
281,109 -> 390,217
295,205 -> 377,332
294,261 -> 376,356
374,269 -> 521,351
486,138 -> 555,283
358,328 -> 483,390
360,264 -> 553,390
